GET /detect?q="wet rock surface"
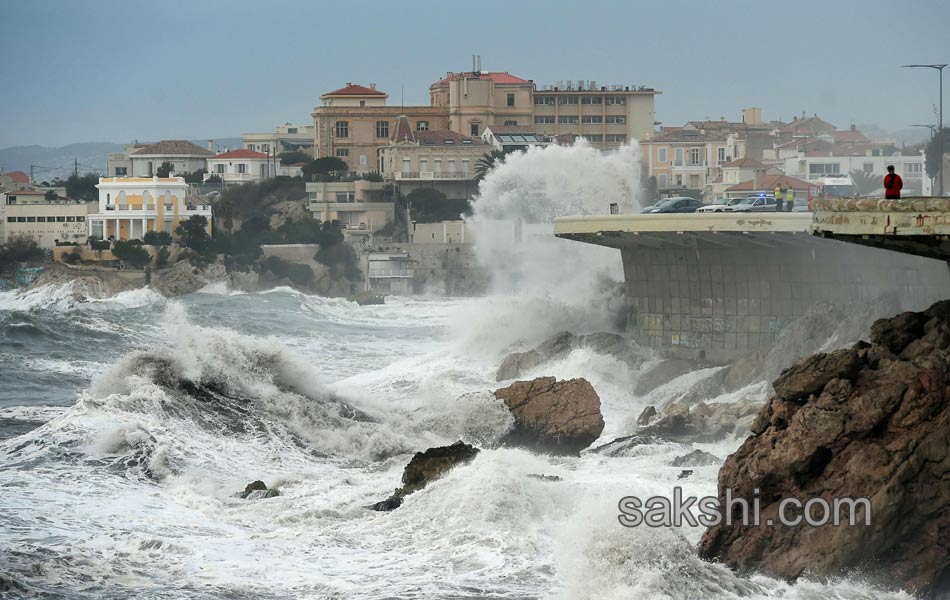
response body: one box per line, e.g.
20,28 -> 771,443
371,441 -> 480,511
698,300 -> 950,598
238,480 -> 279,500
494,376 -> 605,455
670,449 -> 720,467
496,331 -> 642,381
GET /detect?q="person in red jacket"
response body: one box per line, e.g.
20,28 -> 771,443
884,165 -> 903,199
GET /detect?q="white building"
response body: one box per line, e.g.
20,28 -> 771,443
109,140 -> 213,178
206,149 -> 273,184
781,152 -> 930,196
243,123 -> 315,155
90,177 -> 212,241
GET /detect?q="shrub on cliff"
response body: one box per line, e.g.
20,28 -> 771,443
0,236 -> 44,272
112,240 -> 151,268
176,215 -> 211,253
143,231 -> 172,246
406,187 -> 471,223
259,256 -> 314,286
314,242 -> 361,282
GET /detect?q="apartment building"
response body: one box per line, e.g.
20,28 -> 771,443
313,83 -> 449,173
243,123 -> 315,156
312,64 -> 659,173
107,140 -> 213,177
782,152 -> 930,196
2,191 -> 96,247
90,177 -> 212,241
379,116 -> 489,200
206,149 -> 274,184
530,80 -> 656,145
643,127 -> 741,192
306,179 -> 393,238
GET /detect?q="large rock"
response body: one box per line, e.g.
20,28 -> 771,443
699,300 -> 950,597
371,441 -> 480,511
494,376 -> 604,455
495,331 -> 641,381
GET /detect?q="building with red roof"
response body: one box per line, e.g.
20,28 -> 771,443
206,147 -> 275,184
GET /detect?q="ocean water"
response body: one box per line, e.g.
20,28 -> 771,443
0,283 -> 911,599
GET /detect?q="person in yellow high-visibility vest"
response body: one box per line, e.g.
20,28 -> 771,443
774,184 -> 784,212
785,187 -> 795,211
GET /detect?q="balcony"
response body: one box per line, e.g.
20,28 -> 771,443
395,171 -> 471,181
368,268 -> 413,278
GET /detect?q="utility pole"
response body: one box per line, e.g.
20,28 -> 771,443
74,159 -> 79,178
903,64 -> 947,196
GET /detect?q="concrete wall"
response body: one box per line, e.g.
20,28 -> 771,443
622,236 -> 950,361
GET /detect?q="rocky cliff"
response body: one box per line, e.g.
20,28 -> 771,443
698,301 -> 950,597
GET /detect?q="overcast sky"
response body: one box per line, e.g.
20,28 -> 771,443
1,0 -> 947,148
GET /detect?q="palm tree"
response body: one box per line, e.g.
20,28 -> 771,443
848,169 -> 880,197
474,149 -> 507,184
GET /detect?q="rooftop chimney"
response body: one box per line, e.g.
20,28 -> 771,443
207,139 -> 214,151
370,83 -> 376,90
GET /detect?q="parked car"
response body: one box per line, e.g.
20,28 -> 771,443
640,197 -> 704,214
696,198 -> 743,213
721,195 -> 778,212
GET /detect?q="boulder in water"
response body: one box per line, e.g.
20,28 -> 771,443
636,405 -> 657,426
371,441 -> 480,511
238,480 -> 279,500
698,300 -> 950,597
670,449 -> 720,467
494,376 -> 605,455
350,291 -> 385,306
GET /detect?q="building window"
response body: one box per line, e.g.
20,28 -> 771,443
718,148 -> 726,162
5,217 -> 13,223
420,159 -> 428,173
376,121 -> 389,138
675,174 -> 683,186
507,93 -> 515,107
558,116 -> 579,124
658,148 -> 668,162
558,95 -> 579,105
448,160 -> 456,175
462,160 -> 470,176
263,144 -> 270,153
808,163 -> 841,175
335,192 -> 355,202
359,155 -> 367,166
534,116 -> 555,124
288,127 -> 297,134
434,160 -> 442,175
248,144 -> 256,151
675,148 -> 684,165
582,116 -> 602,124
216,164 -> 225,174
504,120 -> 518,126
335,121 -> 349,138
689,148 -> 702,165
336,148 -> 349,157
26,216 -> 36,222
36,216 -> 46,222
147,161 -> 154,176
77,216 -> 85,223
402,158 -> 411,175
863,162 -> 874,174
658,174 -> 668,188
470,123 -> 479,136
237,163 -> 247,174
359,100 -> 365,107
605,96 -> 626,105
605,116 -> 626,124
260,164 -> 267,177
534,95 -> 555,105
585,134 -> 603,142
115,167 -> 127,176
66,216 -> 76,222
416,121 -> 429,131
581,96 -> 603,105
689,174 -> 700,188
606,134 -> 627,143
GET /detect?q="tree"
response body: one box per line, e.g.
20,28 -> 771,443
156,161 -> 175,177
182,169 -> 207,184
112,240 -> 151,268
848,169 -> 880,197
155,246 -> 171,268
45,190 -> 58,201
406,187 -> 471,223
301,157 -> 348,180
65,173 -> 99,202
314,243 -> 362,282
925,129 -> 950,184
175,215 -> 211,252
279,150 -> 312,165
143,230 -> 173,246
0,236 -> 44,272
474,149 -> 507,183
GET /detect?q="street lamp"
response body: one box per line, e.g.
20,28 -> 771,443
909,124 -> 937,139
902,64 -> 947,196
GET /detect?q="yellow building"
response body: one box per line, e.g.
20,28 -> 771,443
2,192 -> 96,248
90,177 -> 212,241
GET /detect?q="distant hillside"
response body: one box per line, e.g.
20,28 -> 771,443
0,138 -> 242,183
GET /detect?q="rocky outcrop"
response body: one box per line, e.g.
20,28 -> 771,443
594,400 -> 762,457
670,449 -> 720,467
494,376 -> 604,455
349,291 -> 385,306
152,258 -> 227,297
238,480 -> 279,500
699,302 -> 950,598
496,331 -> 643,381
371,441 -> 480,511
